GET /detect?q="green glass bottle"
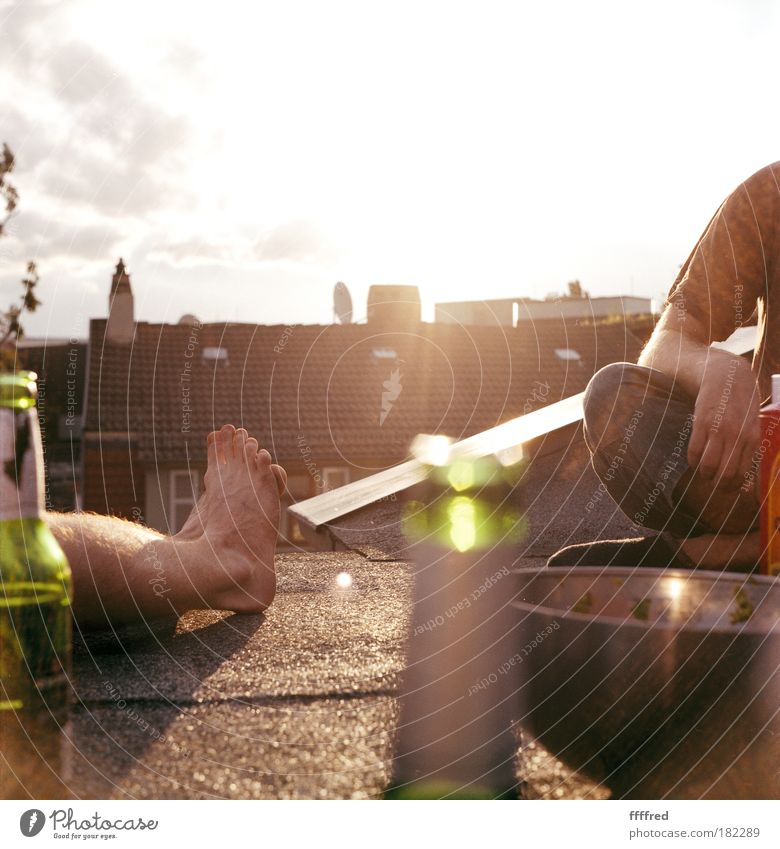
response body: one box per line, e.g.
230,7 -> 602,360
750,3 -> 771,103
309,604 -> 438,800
387,436 -> 528,800
1,371 -> 73,799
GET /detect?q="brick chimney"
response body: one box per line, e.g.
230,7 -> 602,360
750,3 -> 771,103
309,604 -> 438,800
366,285 -> 421,326
106,258 -> 135,344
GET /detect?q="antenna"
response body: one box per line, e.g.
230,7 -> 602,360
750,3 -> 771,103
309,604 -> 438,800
333,281 -> 353,324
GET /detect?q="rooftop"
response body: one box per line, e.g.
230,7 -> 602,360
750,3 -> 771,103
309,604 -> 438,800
84,316 -> 651,468
68,322 -> 757,799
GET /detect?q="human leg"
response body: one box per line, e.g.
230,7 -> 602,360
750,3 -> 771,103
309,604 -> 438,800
50,425 -> 287,629
549,362 -> 759,569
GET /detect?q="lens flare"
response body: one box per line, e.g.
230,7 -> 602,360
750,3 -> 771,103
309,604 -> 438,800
447,496 -> 477,552
447,459 -> 474,492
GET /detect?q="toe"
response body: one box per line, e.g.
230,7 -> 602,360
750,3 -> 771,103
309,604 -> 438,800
220,424 -> 236,459
208,430 -> 228,464
207,432 -> 222,466
244,436 -> 259,462
235,428 -> 249,457
271,464 -> 287,496
256,448 -> 272,471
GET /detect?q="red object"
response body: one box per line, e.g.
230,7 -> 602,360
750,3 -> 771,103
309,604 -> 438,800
760,392 -> 780,576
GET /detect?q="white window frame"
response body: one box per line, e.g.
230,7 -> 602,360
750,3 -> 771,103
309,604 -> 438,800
279,502 -> 306,545
169,469 -> 201,533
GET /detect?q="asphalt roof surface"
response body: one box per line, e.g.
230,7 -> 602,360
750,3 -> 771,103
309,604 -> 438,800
69,551 -> 607,799
66,428 -> 645,799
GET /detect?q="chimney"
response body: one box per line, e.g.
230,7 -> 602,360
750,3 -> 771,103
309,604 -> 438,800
366,285 -> 421,326
106,258 -> 135,344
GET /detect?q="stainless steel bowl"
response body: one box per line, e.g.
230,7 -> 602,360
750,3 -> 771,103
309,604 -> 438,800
513,567 -> 780,799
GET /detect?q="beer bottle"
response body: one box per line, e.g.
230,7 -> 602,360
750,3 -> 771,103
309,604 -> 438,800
387,435 -> 527,799
1,371 -> 73,799
760,374 -> 780,576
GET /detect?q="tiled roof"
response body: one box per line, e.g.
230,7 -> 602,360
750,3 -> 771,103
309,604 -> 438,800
85,317 -> 651,465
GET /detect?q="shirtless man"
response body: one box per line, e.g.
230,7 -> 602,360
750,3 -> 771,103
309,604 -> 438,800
549,161 -> 780,571
50,424 -> 286,629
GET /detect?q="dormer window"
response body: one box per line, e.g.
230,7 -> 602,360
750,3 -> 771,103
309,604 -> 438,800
372,347 -> 397,361
554,348 -> 581,361
202,347 -> 229,365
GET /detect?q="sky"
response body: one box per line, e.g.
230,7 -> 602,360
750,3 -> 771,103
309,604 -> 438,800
1,0 -> 780,339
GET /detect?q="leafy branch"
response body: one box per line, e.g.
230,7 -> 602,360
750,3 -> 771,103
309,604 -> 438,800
1,142 -> 40,352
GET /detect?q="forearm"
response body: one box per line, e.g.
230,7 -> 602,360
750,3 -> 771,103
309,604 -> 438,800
637,310 -> 740,399
639,306 -> 761,487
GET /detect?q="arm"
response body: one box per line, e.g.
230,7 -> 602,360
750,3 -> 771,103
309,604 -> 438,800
638,308 -> 760,489
638,162 -> 779,490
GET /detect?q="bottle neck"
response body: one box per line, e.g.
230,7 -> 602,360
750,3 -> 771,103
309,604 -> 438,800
0,407 -> 44,521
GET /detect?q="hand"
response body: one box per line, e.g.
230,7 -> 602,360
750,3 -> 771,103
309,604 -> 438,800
688,353 -> 761,491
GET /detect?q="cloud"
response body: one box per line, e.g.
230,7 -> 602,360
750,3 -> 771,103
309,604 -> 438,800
36,124 -> 189,218
146,235 -> 241,267
159,40 -> 211,86
0,107 -> 55,170
148,219 -> 341,269
45,39 -> 126,106
254,219 -> 338,265
15,210 -> 123,260
1,10 -> 195,221
0,1 -> 59,72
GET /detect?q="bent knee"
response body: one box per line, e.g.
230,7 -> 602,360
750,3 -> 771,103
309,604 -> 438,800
583,362 -> 656,451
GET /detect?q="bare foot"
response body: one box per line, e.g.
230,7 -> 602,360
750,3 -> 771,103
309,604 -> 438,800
178,428 -> 286,541
680,530 -> 760,572
174,424 -> 287,612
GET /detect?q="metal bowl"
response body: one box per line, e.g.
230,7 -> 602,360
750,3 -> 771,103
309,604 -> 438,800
512,567 -> 780,799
